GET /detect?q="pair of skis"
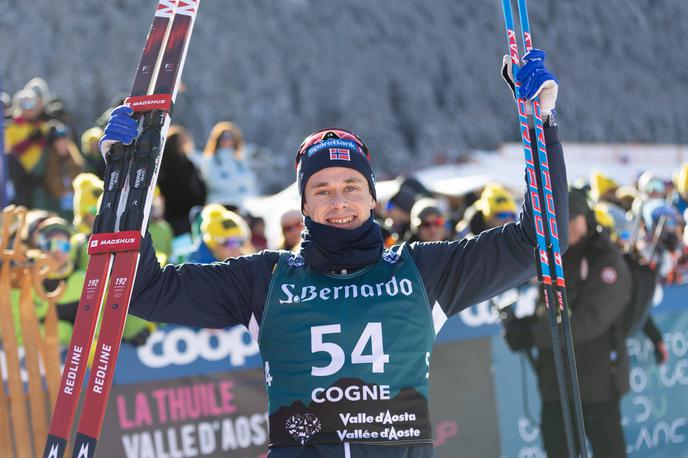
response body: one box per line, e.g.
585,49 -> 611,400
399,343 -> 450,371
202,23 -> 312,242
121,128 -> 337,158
500,1 -> 588,457
43,1 -> 199,457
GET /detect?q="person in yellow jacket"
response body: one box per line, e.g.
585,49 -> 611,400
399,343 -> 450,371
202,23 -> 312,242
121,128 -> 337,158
4,89 -> 49,207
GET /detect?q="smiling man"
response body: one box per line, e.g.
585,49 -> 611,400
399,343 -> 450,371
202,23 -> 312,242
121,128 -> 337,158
102,50 -> 567,458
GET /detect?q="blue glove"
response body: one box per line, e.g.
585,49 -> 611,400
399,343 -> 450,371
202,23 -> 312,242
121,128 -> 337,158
501,49 -> 559,116
98,105 -> 138,160
516,49 -> 558,101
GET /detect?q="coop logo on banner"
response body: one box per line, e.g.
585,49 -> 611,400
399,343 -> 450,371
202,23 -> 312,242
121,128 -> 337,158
138,326 -> 259,369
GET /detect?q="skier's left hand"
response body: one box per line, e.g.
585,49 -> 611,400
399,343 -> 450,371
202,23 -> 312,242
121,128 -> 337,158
99,104 -> 139,162
501,49 -> 558,117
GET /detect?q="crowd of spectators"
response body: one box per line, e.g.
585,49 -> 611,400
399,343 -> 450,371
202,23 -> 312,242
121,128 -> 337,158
3,77 -> 688,349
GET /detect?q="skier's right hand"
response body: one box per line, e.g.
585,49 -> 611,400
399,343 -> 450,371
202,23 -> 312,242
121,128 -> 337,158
99,105 -> 138,161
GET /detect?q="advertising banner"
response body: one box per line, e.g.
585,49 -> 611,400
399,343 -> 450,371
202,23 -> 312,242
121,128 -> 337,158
492,309 -> 688,457
101,370 -> 269,458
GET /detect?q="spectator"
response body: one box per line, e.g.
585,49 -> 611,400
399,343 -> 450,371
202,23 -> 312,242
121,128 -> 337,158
594,203 -> 669,365
590,170 -> 620,205
614,185 -> 638,213
505,188 -> 631,457
278,209 -> 304,251
24,77 -> 73,129
247,214 -> 268,251
384,188 -> 416,241
80,126 -> 106,178
672,163 -> 688,215
408,198 -> 450,242
187,204 -> 254,263
5,89 -> 48,207
201,121 -> 257,210
640,200 -> 682,281
637,171 -> 666,200
42,121 -> 84,219
149,186 -> 175,264
0,91 -> 11,118
71,172 -> 104,269
157,125 -> 207,235
456,183 -> 518,238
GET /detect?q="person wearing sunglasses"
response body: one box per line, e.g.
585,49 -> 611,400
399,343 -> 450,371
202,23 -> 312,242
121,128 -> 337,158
408,198 -> 450,243
455,183 -> 519,238
103,50 -> 564,457
187,203 -> 253,263
279,209 -> 305,252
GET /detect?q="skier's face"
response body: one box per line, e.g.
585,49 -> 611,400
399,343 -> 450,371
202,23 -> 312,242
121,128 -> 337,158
302,167 -> 376,230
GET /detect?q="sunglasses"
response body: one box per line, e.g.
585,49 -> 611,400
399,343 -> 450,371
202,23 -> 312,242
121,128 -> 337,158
215,237 -> 245,249
419,217 -> 445,229
42,239 -> 71,253
494,211 -> 517,221
295,129 -> 370,168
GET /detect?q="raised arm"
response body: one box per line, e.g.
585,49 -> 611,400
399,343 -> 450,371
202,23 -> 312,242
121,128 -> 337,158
129,234 -> 278,329
411,125 -> 567,317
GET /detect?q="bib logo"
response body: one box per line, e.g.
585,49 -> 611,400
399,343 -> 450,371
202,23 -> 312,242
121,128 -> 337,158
288,254 -> 305,268
279,276 -> 413,304
382,250 -> 400,264
286,413 -> 322,445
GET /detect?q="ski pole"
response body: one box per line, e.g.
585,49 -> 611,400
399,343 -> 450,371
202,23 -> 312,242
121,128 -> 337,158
500,0 -> 588,456
515,0 -> 589,454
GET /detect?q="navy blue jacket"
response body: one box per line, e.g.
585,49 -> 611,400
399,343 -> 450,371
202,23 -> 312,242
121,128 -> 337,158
129,126 -> 567,458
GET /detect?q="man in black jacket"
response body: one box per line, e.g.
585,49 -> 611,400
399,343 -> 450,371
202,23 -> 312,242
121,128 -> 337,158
506,188 -> 632,458
102,50 -> 565,458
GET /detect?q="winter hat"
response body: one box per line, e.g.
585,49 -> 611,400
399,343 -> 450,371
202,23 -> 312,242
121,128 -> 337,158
477,183 -> 517,220
24,77 -> 51,103
569,187 -> 597,231
388,189 -> 417,215
676,163 -> 688,196
12,89 -> 39,114
81,126 -> 104,154
590,171 -> 618,201
73,173 -> 104,231
637,171 -> 666,196
200,204 -> 250,249
295,129 -> 376,206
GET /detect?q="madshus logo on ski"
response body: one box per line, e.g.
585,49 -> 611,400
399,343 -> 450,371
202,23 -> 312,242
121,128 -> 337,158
87,231 -> 141,255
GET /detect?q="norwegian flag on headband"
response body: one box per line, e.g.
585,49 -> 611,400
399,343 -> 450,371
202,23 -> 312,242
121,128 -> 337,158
329,148 -> 351,161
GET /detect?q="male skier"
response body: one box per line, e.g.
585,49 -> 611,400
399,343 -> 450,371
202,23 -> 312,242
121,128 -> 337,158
101,50 -> 566,457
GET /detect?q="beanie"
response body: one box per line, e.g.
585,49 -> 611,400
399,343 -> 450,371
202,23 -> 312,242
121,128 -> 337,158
477,183 -> 517,220
590,171 -> 618,201
200,204 -> 250,249
296,129 -> 376,206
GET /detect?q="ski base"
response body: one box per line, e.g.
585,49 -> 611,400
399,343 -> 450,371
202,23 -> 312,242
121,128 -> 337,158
72,433 -> 98,458
43,434 -> 67,458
